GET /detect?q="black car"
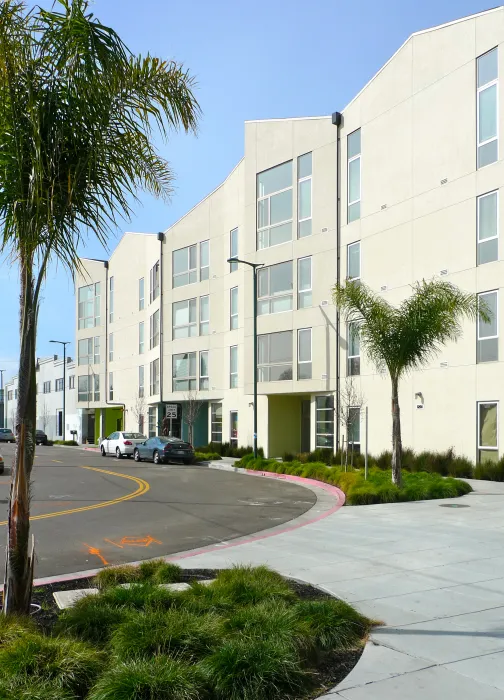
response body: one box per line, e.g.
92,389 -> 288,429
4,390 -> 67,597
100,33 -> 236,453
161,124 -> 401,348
36,430 -> 48,446
133,436 -> 194,465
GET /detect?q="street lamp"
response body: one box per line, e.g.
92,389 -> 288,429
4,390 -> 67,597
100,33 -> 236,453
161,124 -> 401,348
226,257 -> 263,459
50,341 -> 70,440
0,369 -> 5,429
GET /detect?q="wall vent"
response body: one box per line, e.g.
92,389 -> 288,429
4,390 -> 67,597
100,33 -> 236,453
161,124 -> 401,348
321,227 -> 328,233
381,204 -> 387,210
440,361 -> 448,368
380,285 -> 388,292
320,300 -> 329,307
441,178 -> 448,185
440,269 -> 448,276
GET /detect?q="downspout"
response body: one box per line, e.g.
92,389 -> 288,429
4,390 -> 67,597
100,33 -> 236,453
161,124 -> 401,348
158,232 -> 165,407
332,111 -> 342,453
104,261 -> 126,429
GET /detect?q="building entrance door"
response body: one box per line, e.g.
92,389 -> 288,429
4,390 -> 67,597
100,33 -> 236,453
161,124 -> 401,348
230,411 -> 238,448
87,413 -> 95,445
301,400 -> 310,453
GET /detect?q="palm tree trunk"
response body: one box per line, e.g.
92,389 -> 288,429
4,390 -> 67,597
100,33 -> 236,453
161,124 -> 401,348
391,376 -> 402,487
4,262 -> 37,614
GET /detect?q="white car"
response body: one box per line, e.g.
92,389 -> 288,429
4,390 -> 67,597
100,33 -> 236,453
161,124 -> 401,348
100,431 -> 147,459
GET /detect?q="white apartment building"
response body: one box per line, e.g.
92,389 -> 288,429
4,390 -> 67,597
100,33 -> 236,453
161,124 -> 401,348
76,8 -> 504,462
5,355 -> 79,441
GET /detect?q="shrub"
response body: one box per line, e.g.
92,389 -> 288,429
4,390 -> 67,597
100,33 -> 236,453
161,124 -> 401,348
193,452 -> 221,462
88,658 -> 205,700
0,616 -> 35,646
138,559 -> 182,584
197,442 -> 264,458
178,581 -> 235,615
55,595 -> 130,645
474,457 -> 504,482
214,565 -> 295,606
94,565 -> 141,589
225,599 -> 310,649
0,679 -> 74,699
295,598 -> 372,650
100,583 -> 180,611
53,440 -> 78,446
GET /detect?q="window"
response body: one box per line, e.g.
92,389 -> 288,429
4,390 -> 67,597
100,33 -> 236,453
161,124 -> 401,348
150,358 -> 160,395
150,261 -> 160,302
109,372 -> 113,401
348,407 -> 361,448
43,381 -> 51,394
298,152 -> 312,238
347,242 -> 361,280
316,396 -> 334,449
230,345 -> 238,388
149,310 -> 160,349
258,331 -> 293,381
139,322 -> 145,354
7,391 -> 13,401
173,245 -> 197,288
78,282 -> 100,329
78,337 -> 100,366
478,291 -> 498,362
298,329 -> 312,379
139,365 -> 144,398
298,257 -> 312,309
230,411 -> 238,447
78,376 -> 89,401
200,240 -> 209,281
14,390 -> 17,399
477,191 -> 498,265
139,278 -> 145,310
109,276 -> 114,323
173,352 -> 196,391
148,406 -> 157,437
200,351 -> 209,390
477,48 -> 498,169
257,161 -> 293,249
348,322 -> 360,375
55,378 -> 64,392
211,403 -> 222,442
94,374 -> 100,401
230,228 -> 238,271
347,129 -> 361,222
109,333 -> 114,362
173,299 -> 197,339
200,295 -> 209,336
138,414 -> 145,434
69,375 -> 75,389
478,401 -> 498,463
258,261 -> 293,315
230,287 -> 238,329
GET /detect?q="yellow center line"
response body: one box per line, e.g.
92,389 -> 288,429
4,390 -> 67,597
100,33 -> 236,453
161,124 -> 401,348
52,460 -> 63,463
0,466 -> 150,525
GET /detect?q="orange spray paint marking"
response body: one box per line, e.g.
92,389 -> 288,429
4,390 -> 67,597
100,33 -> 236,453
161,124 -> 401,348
104,535 -> 162,548
83,543 -> 109,566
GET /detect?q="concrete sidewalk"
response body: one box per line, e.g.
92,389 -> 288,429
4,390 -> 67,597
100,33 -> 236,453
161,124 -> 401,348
174,475 -> 504,699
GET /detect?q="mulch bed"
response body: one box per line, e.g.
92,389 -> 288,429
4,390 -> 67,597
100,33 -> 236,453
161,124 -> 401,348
31,569 -> 364,697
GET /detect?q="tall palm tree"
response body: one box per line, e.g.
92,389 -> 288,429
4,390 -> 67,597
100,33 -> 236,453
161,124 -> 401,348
333,279 -> 485,487
0,0 -> 200,614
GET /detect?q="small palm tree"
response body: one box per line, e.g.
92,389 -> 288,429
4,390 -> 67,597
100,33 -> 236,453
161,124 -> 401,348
0,0 -> 200,613
333,279 -> 485,487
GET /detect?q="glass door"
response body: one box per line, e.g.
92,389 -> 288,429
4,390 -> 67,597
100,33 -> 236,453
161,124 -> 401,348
230,411 -> 238,448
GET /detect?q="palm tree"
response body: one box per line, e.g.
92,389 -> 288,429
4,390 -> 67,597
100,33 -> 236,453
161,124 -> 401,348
333,279 -> 485,488
0,0 -> 200,614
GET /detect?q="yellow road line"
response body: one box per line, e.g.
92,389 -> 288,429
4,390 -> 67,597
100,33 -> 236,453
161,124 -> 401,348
52,460 -> 63,463
0,466 -> 150,525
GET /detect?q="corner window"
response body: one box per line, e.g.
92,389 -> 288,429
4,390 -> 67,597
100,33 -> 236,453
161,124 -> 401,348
478,401 -> 498,463
477,48 -> 498,169
477,291 -> 498,362
150,358 -> 160,395
108,372 -> 113,401
298,257 -> 312,309
78,283 -> 100,329
258,331 -> 293,381
298,152 -> 312,238
150,310 -> 160,349
257,261 -> 293,315
211,403 -> 222,443
200,240 -> 209,281
298,328 -> 312,379
347,242 -> 361,280
173,299 -> 197,339
230,345 -> 238,388
230,228 -> 238,271
173,245 -> 197,288
347,322 -> 360,375
347,129 -> 361,223
150,261 -> 160,302
109,276 -> 114,323
200,351 -> 209,390
316,396 -> 334,449
139,322 -> 145,354
257,161 -> 293,249
139,278 -> 145,310
230,287 -> 238,329
477,191 -> 498,265
172,352 -> 196,391
138,365 -> 144,399
200,295 -> 209,336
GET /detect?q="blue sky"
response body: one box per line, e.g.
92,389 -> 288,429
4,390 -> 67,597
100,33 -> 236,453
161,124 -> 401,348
0,0 -> 493,379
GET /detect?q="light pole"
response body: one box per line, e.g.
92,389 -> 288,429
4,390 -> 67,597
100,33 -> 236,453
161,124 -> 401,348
50,341 -> 70,440
227,257 -> 263,459
0,369 -> 5,429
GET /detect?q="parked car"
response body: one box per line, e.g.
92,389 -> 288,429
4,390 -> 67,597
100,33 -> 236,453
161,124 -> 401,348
0,453 -> 4,474
134,436 -> 194,465
0,429 -> 15,443
35,429 -> 48,446
100,431 -> 147,459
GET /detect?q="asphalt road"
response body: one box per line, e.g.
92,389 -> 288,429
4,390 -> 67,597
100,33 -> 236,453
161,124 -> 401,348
0,444 -> 316,578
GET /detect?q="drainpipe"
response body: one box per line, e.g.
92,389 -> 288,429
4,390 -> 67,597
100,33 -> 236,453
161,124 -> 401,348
104,261 -> 126,431
332,111 -> 342,453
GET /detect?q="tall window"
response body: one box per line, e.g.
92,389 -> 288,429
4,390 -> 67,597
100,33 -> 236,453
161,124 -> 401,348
138,414 -> 145,434
477,291 -> 498,362
230,345 -> 238,388
138,365 -> 144,399
258,331 -> 293,381
347,242 -> 361,280
108,372 -> 113,401
200,240 -> 209,280
148,406 -> 157,437
150,358 -> 160,395
348,322 -> 360,375
298,329 -> 312,379
200,295 -> 209,336
347,129 -> 361,223
230,287 -> 238,329
230,228 -> 238,271
348,407 -> 361,450
139,321 -> 145,354
173,299 -> 197,339
139,278 -> 145,310
94,374 -> 100,401
77,376 -> 89,402
316,396 -> 334,449
150,261 -> 160,302
211,403 -> 222,443
55,378 -> 64,392
173,352 -> 196,391
257,161 -> 293,249
478,401 -> 498,463
200,351 -> 209,390
43,381 -> 51,394
78,283 -> 100,329
150,310 -> 160,349
257,261 -> 293,315
298,152 -> 312,238
298,257 -> 312,309
69,375 -> 75,389
477,191 -> 498,265
109,276 -> 114,323
78,337 -> 100,366
477,48 -> 498,169
173,245 -> 197,288
109,333 -> 114,362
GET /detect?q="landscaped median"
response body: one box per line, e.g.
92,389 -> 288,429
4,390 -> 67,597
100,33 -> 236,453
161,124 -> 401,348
236,454 -> 472,505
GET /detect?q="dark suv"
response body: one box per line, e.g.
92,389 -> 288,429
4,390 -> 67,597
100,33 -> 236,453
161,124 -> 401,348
36,430 -> 48,446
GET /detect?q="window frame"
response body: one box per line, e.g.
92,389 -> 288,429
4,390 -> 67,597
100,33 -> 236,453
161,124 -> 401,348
109,332 -> 114,362
199,350 -> 209,390
257,160 -> 293,250
347,129 -> 361,223
139,277 -> 145,310
138,365 -> 144,399
347,322 -> 361,376
477,190 -> 499,265
477,400 -> 499,462
200,240 -> 209,281
172,245 -> 197,288
139,321 -> 145,354
257,261 -> 293,316
109,276 -> 114,323
347,241 -> 361,280
230,228 -> 238,271
348,406 -> 361,447
109,372 -> 113,401
230,287 -> 238,330
297,256 -> 312,309
150,358 -> 160,396
150,309 -> 160,349
77,282 -> 100,329
150,261 -> 160,302
172,298 -> 197,339
200,295 -> 209,336
43,381 -> 51,394
257,330 -> 293,382
230,345 -> 238,388
477,48 -> 499,169
297,328 -> 312,380
172,352 -> 196,392
211,403 -> 223,443
477,290 -> 499,363
316,395 -> 334,449
297,152 -> 312,238
69,375 -> 75,389
55,378 -> 64,392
